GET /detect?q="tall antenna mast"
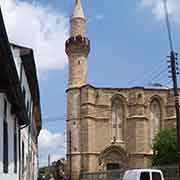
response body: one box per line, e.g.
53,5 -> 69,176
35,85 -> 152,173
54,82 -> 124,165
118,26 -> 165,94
163,0 -> 180,175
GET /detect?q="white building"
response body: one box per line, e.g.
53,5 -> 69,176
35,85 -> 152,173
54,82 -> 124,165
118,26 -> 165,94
0,8 -> 42,180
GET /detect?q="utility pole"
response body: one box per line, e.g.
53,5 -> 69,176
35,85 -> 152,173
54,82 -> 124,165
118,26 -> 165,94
168,51 -> 180,178
163,0 -> 180,178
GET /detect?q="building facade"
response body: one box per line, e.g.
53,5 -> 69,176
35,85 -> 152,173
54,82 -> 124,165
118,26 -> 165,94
11,44 -> 42,180
0,8 -> 41,180
65,1 -> 176,180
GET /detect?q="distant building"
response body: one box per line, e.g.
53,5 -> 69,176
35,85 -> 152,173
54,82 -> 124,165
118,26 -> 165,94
65,1 -> 177,180
0,8 -> 41,180
39,158 -> 67,178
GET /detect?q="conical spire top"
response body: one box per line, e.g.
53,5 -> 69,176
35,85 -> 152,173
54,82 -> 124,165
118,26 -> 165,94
71,0 -> 85,20
76,0 -> 80,5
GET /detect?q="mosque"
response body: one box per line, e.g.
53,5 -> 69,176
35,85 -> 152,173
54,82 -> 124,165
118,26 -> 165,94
65,1 -> 176,180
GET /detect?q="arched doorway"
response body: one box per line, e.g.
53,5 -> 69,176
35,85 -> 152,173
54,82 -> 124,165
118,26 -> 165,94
99,145 -> 129,171
106,163 -> 120,170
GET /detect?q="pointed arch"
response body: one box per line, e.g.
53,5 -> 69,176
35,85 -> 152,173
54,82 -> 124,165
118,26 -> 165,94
111,95 -> 126,142
99,145 -> 129,170
149,96 -> 162,145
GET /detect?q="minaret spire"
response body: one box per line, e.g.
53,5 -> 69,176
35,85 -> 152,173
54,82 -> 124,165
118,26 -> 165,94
72,0 -> 85,20
76,0 -> 80,4
65,0 -> 90,88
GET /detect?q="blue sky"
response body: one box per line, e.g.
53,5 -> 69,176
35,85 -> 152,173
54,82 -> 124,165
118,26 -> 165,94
39,0 -> 180,166
1,0 -> 180,166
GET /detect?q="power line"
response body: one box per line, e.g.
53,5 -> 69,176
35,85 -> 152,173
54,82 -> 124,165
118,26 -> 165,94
43,89 -> 178,124
139,67 -> 168,87
43,116 -> 66,122
127,59 -> 167,86
145,67 -> 169,86
162,0 -> 180,178
163,79 -> 172,88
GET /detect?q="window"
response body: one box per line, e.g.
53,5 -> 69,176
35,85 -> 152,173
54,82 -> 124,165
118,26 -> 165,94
3,99 -> 8,173
150,99 -> 161,144
14,118 -> 17,173
112,98 -> 124,142
140,172 -> 150,180
152,172 -> 162,180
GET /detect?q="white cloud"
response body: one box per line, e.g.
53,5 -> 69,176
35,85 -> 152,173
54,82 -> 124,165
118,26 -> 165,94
38,129 -> 65,153
140,0 -> 180,23
0,0 -> 69,71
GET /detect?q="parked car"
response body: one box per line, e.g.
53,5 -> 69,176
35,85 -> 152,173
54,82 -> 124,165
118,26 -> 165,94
123,169 -> 164,180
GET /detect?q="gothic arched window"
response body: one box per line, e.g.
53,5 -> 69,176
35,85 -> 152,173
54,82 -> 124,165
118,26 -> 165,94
112,98 -> 124,142
150,99 -> 161,145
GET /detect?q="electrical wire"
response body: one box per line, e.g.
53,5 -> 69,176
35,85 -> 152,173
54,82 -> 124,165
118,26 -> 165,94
146,67 -> 168,83
127,59 -> 167,86
127,4 -> 174,87
43,89 -> 177,124
138,68 -> 168,87
42,0 -> 174,125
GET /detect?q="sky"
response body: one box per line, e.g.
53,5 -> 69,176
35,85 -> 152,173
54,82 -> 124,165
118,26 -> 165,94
0,0 -> 180,167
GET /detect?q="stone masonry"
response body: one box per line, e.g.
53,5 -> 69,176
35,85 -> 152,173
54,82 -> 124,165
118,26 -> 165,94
65,1 -> 176,180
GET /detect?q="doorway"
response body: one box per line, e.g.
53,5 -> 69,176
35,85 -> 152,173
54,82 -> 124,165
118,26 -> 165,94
107,163 -> 120,170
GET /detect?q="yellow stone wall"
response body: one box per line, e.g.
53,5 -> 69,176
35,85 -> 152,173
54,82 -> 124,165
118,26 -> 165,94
67,85 -> 177,180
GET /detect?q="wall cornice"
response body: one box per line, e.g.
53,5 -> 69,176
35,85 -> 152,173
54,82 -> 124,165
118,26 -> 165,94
127,116 -> 148,121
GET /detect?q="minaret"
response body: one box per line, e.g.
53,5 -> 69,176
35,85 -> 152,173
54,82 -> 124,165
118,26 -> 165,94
65,1 -> 90,180
65,0 -> 90,88
70,0 -> 85,37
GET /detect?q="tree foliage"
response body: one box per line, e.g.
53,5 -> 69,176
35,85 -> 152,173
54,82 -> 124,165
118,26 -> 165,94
152,128 -> 178,165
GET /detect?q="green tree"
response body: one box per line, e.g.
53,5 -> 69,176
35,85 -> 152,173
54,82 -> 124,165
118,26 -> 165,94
152,128 -> 178,165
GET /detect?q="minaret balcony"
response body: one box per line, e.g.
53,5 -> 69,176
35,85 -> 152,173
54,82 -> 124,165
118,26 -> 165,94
65,35 -> 90,56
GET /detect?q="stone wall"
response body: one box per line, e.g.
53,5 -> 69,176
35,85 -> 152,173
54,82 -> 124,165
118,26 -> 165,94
67,85 -> 177,180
